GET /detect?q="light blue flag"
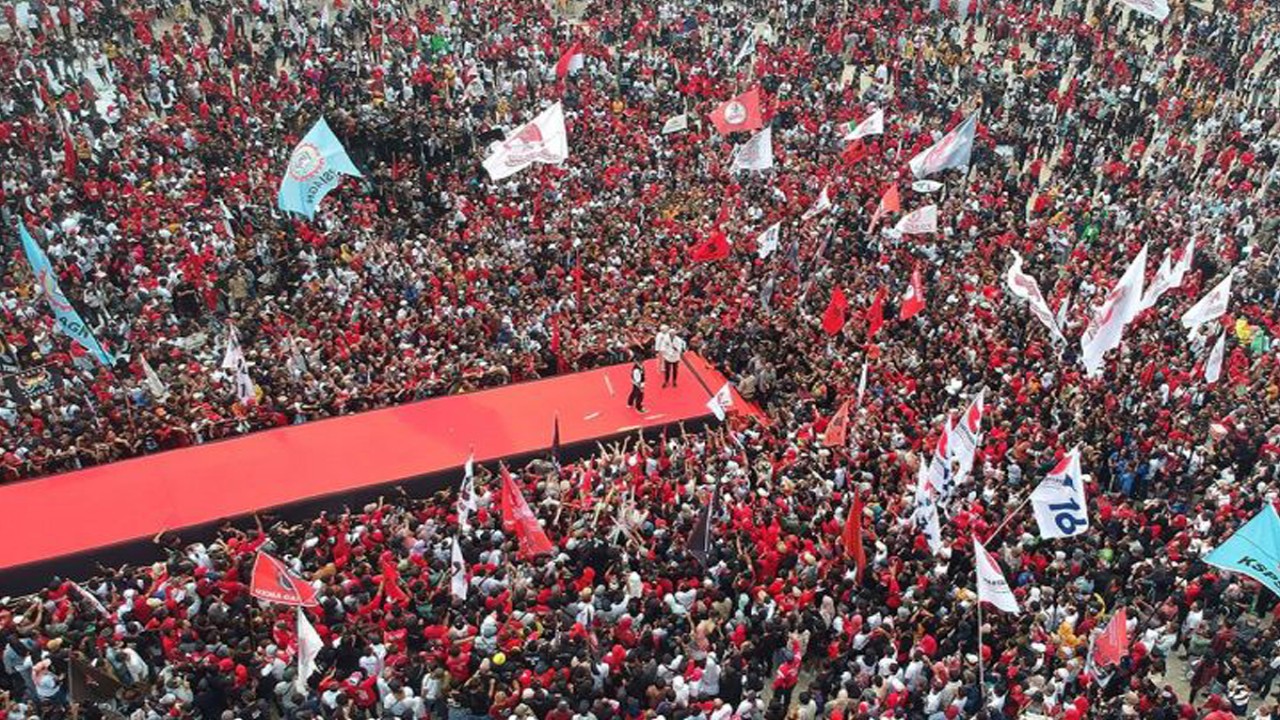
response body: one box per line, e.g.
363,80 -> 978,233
18,223 -> 115,366
276,117 -> 363,219
1205,504 -> 1280,596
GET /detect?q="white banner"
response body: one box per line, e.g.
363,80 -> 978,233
1030,448 -> 1089,539
1115,0 -> 1170,21
1205,332 -> 1225,384
1181,272 -> 1233,331
731,126 -> 774,172
909,112 -> 978,178
893,204 -> 938,235
843,109 -> 884,142
483,102 -> 570,181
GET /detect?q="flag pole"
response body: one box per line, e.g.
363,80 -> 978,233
976,597 -> 985,705
983,491 -> 1030,545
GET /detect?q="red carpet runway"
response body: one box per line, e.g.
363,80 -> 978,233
0,355 -> 753,577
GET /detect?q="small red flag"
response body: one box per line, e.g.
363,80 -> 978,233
866,288 -> 885,338
708,87 -> 764,135
843,492 -> 867,583
1092,608 -> 1129,667
822,287 -> 849,336
899,267 -> 925,320
841,139 -> 870,166
689,229 -> 731,262
62,133 -> 77,178
250,552 -> 319,607
822,399 -> 851,448
500,465 -> 556,558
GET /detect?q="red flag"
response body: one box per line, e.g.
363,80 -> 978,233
224,14 -> 237,57
843,492 -> 867,583
866,288 -> 885,337
822,399 -> 851,448
1092,608 -> 1129,667
500,465 -> 556,558
62,132 -> 77,178
555,43 -> 585,80
250,552 -> 319,607
708,87 -> 764,135
841,139 -> 870,166
822,287 -> 848,336
899,267 -> 925,320
870,184 -> 900,228
690,229 -> 731,261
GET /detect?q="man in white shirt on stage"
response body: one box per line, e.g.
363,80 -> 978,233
654,325 -> 686,388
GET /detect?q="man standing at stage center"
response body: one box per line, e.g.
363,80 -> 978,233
627,354 -> 646,413
654,325 -> 686,388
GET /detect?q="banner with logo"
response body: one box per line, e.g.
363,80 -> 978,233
1205,505 -> 1280,597
483,102 -> 570,181
277,117 -> 363,219
18,223 -> 115,366
3,365 -> 63,406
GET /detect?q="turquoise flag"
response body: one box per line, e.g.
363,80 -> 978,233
276,117 -> 362,219
18,223 -> 115,366
1205,504 -> 1280,596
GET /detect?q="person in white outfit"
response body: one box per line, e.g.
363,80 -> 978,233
654,325 -> 686,388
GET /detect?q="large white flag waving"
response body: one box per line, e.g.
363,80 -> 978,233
756,223 -> 780,259
1181,272 -> 1232,331
974,538 -> 1020,613
909,111 -> 979,178
731,126 -> 774,172
1031,448 -> 1089,539
843,109 -> 885,142
296,608 -> 323,695
1005,253 -> 1066,343
483,103 -> 570,181
1080,244 -> 1148,376
893,205 -> 938,235
802,185 -> 833,220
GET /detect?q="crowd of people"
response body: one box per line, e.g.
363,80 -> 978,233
4,0 -> 1280,716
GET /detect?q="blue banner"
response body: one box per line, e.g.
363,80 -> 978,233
18,223 -> 115,366
276,117 -> 362,219
1205,504 -> 1280,597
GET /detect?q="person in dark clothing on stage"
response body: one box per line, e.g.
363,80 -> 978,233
627,356 -> 646,412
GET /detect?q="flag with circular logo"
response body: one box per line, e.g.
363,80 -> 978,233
277,117 -> 363,219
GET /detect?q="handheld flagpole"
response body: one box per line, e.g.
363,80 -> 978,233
983,491 -> 1031,545
976,596 -> 985,705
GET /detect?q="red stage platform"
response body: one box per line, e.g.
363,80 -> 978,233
0,355 -> 753,575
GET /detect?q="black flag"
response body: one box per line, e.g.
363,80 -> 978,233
687,484 -> 718,564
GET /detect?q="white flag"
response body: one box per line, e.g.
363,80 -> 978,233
1080,244 -> 1148,376
949,390 -> 984,488
1055,293 -> 1072,330
909,112 -> 979,179
756,223 -> 780,259
707,382 -> 734,421
458,453 -> 477,530
295,607 -> 322,696
802,185 -> 832,220
662,113 -> 689,135
913,462 -> 943,555
1030,448 -> 1089,539
220,327 -> 257,405
1205,332 -> 1226,384
1181,272 -> 1232,331
1116,0 -> 1170,21
843,109 -> 884,142
450,537 -> 469,601
1005,253 -> 1066,343
732,27 -> 756,68
139,354 -> 169,400
926,416 -> 954,497
731,126 -> 774,172
893,205 -> 938,235
855,362 -> 869,407
483,102 -> 570,181
974,538 -> 1020,613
